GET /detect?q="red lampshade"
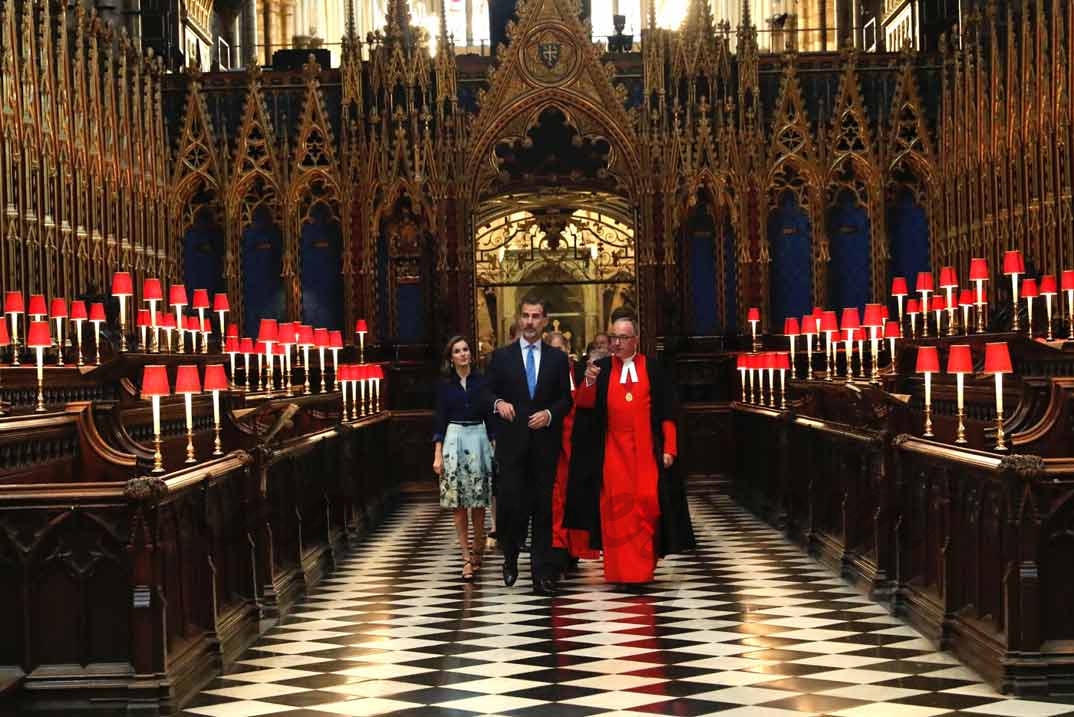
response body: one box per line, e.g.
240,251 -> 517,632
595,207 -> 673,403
371,365 -> 384,380
299,324 -> 315,346
783,317 -> 800,336
969,258 -> 989,281
226,323 -> 239,339
111,271 -> 133,297
49,297 -> 67,319
141,365 -> 170,398
958,289 -> 975,307
175,364 -> 202,394
915,271 -> 934,292
947,344 -> 973,374
192,289 -> 210,310
906,298 -> 921,314
26,320 -> 51,348
257,319 -> 278,343
136,308 -> 151,327
336,364 -> 349,382
800,315 -> 816,335
213,293 -> 230,312
0,319 -> 8,345
984,342 -> 1013,373
274,343 -> 286,356
747,307 -> 761,323
1040,274 -> 1057,295
225,336 -> 240,353
69,300 -> 88,321
862,303 -> 883,328
891,277 -> 908,296
143,278 -> 163,302
355,319 -> 369,334
1062,270 -> 1074,291
840,307 -> 861,331
776,352 -> 791,371
282,322 -> 298,344
162,313 -> 176,330
812,306 -> 824,319
883,320 -> 901,339
314,328 -> 330,348
185,315 -> 200,332
239,337 -> 254,354
880,306 -> 890,320
930,294 -> 947,312
915,345 -> 940,373
1021,278 -> 1039,298
820,311 -> 839,333
203,364 -> 228,392
329,330 -> 344,349
168,284 -> 188,306
28,294 -> 47,317
1002,250 -> 1025,275
939,266 -> 959,289
89,303 -> 106,322
4,291 -> 23,314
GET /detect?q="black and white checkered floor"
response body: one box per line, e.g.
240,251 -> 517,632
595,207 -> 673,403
181,494 -> 1074,717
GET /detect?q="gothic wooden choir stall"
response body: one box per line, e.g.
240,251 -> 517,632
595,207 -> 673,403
0,0 -> 1072,712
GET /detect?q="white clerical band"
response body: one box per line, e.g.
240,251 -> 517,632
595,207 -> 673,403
620,359 -> 638,384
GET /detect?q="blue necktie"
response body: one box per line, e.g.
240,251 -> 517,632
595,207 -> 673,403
525,344 -> 537,399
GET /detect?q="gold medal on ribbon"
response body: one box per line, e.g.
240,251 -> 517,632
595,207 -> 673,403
625,392 -> 634,402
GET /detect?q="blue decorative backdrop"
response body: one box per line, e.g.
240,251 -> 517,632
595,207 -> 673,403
827,191 -> 871,312
888,188 -> 930,292
689,226 -> 718,336
299,203 -> 344,330
183,207 -> 223,296
769,192 -> 813,327
241,206 -> 285,337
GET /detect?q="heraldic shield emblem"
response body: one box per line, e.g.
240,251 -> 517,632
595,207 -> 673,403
538,42 -> 561,69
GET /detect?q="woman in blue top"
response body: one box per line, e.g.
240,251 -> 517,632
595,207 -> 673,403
433,335 -> 494,581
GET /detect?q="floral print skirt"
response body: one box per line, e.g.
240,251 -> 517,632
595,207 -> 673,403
440,423 -> 493,508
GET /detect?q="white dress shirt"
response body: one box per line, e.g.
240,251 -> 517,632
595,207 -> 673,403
520,337 -> 542,375
619,353 -> 638,384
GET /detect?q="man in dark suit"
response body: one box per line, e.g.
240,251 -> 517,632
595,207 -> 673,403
485,295 -> 573,594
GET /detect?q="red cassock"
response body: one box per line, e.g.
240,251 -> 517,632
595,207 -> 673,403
575,354 -> 677,583
552,380 -> 601,559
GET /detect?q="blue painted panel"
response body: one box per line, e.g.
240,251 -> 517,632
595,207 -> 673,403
241,206 -> 285,337
690,230 -> 718,335
299,204 -> 343,330
396,283 -> 424,343
722,218 -> 738,334
828,192 -> 871,311
183,207 -> 223,295
768,192 -> 813,328
888,188 -> 930,289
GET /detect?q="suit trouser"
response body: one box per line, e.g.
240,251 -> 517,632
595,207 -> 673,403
496,451 -> 564,581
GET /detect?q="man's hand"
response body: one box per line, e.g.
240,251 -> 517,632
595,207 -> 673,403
663,453 -> 674,468
528,410 -> 551,430
496,400 -> 516,422
584,363 -> 601,383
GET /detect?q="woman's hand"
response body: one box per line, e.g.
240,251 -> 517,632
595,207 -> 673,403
433,450 -> 444,476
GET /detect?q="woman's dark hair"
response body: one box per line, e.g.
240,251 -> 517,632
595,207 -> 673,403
442,335 -> 471,376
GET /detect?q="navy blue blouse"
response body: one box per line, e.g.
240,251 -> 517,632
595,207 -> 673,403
432,371 -> 492,443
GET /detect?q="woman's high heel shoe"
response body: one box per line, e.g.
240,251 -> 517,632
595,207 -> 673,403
462,559 -> 474,581
472,545 -> 485,572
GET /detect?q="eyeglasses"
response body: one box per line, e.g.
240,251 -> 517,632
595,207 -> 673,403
610,334 -> 636,342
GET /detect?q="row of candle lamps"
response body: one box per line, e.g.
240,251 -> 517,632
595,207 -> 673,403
138,360 -> 385,474
889,253 -> 1074,340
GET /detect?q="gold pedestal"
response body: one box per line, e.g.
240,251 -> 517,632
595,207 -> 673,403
923,404 -> 934,437
185,429 -> 196,464
152,435 -> 164,473
213,423 -> 223,456
994,410 -> 1007,451
955,408 -> 967,444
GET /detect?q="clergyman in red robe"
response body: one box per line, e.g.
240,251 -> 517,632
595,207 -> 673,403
572,311 -> 695,584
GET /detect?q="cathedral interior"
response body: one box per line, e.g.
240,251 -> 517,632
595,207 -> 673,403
2,0 -> 1074,714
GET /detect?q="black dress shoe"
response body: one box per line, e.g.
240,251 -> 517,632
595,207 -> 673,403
532,577 -> 558,596
502,558 -> 518,587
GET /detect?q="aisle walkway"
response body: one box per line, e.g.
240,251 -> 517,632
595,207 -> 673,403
182,495 -> 1074,717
